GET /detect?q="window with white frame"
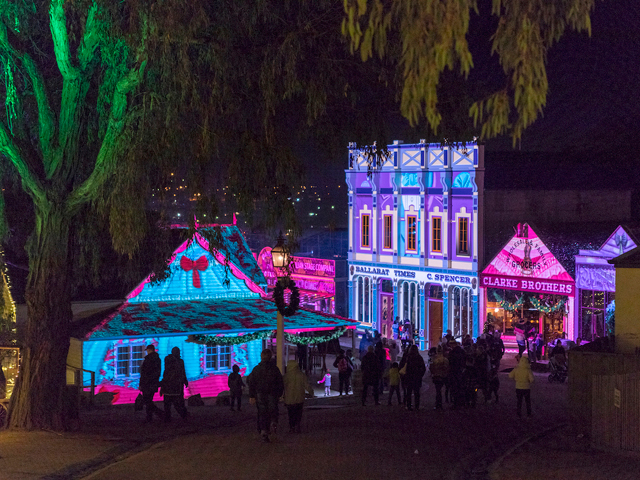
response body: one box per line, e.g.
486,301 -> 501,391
407,216 -> 417,251
205,345 -> 232,371
383,215 -> 393,249
116,343 -> 146,377
432,216 -> 442,253
361,214 -> 370,248
458,217 -> 469,256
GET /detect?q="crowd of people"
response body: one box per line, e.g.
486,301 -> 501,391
136,325 -> 566,442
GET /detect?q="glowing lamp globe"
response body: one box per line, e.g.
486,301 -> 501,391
271,236 -> 290,270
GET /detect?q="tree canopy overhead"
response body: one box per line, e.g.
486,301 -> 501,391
0,0 -> 599,430
0,0 -> 417,430
343,0 -> 596,145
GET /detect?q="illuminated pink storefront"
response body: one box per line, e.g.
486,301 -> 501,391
480,223 -> 576,346
258,247 -> 337,314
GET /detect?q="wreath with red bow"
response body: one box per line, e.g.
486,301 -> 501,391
273,278 -> 300,317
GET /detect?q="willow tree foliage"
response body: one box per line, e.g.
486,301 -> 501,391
343,0 -> 597,145
0,0 -> 382,430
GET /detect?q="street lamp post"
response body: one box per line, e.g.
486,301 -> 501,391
271,235 -> 291,374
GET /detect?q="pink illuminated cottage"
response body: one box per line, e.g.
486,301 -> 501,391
69,224 -> 357,404
347,140 -> 484,350
480,223 -> 575,347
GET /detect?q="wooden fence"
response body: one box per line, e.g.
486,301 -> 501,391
592,372 -> 640,452
568,342 -> 640,436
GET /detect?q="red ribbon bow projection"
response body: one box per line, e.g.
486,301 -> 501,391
180,256 -> 209,288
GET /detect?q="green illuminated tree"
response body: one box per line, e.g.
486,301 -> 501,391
0,0 -> 398,430
342,0 -> 596,145
0,0 -> 598,430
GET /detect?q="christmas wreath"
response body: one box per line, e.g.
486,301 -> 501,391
274,278 -> 300,317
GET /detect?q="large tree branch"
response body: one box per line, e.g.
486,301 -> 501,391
49,0 -> 79,80
66,60 -> 147,212
0,24 -> 56,170
0,121 -> 46,204
78,2 -> 100,72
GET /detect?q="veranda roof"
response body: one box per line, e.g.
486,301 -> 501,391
84,298 -> 357,340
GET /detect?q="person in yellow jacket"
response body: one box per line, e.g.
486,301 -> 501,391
508,355 -> 534,417
283,360 -> 313,433
385,362 -> 402,405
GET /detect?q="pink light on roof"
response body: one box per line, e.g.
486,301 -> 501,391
127,228 -> 265,301
482,223 -> 573,283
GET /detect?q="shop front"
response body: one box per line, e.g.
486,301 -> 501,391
480,224 -> 575,349
574,225 -> 637,341
346,139 -> 484,350
258,247 -> 337,314
350,265 -> 478,349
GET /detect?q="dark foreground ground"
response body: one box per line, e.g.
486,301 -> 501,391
1,355 -> 639,480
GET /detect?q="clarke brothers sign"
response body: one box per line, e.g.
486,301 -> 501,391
351,265 -> 477,290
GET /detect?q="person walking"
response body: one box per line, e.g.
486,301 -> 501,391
139,345 -> 163,422
317,369 -> 332,396
385,362 -> 402,405
401,345 -> 426,411
345,349 -> 356,394
228,364 -> 245,411
360,345 -> 382,406
283,360 -> 312,433
508,355 -> 534,417
248,349 -> 284,443
333,349 -> 353,396
448,340 -> 466,409
375,341 -> 387,395
514,317 -> 527,356
161,346 -> 189,422
429,347 -> 449,410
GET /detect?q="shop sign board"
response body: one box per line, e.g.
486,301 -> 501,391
349,264 -> 477,290
290,257 -> 335,277
294,277 -> 335,295
481,273 -> 574,297
258,247 -> 337,291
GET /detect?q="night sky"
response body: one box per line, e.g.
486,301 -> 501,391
309,0 -> 640,190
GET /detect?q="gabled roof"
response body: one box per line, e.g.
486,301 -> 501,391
579,225 -> 638,259
78,224 -> 358,340
482,223 -> 573,282
127,225 -> 267,303
83,298 -> 356,340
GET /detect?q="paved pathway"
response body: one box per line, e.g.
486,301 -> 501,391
0,356 -> 637,480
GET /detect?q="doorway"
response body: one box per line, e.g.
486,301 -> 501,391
429,300 -> 443,347
380,293 -> 394,338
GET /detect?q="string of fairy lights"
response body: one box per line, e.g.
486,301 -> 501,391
190,326 -> 346,347
0,246 -> 17,345
492,291 -> 565,314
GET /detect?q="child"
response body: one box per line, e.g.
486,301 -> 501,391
317,370 -> 332,396
487,367 -> 500,403
386,362 -> 401,406
227,364 -> 245,411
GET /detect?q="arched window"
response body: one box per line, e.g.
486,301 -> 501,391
354,276 -> 373,325
400,281 -> 420,336
451,286 -> 473,338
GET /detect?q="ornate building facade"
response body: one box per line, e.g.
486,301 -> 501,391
346,140 -> 484,350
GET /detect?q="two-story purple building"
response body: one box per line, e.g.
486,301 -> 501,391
346,140 -> 484,350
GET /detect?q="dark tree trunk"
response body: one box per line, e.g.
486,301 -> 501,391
8,201 -> 73,430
